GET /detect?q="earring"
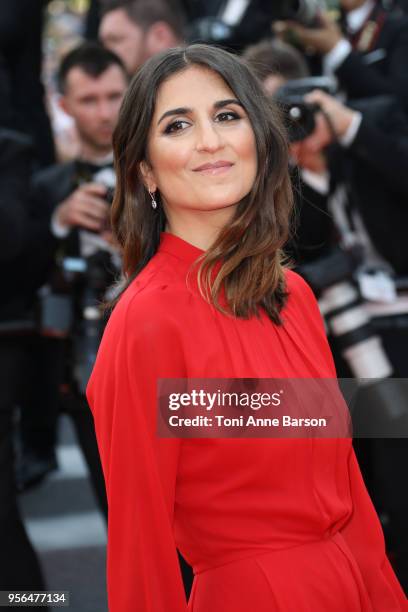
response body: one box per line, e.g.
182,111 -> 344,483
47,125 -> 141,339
149,190 -> 158,210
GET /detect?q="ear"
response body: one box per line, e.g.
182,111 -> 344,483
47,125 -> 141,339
139,160 -> 157,193
145,21 -> 176,54
57,96 -> 68,114
58,95 -> 72,118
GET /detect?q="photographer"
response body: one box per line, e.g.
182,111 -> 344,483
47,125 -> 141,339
27,42 -> 128,518
0,64 -> 51,601
289,89 -> 408,589
0,1 -> 55,168
290,90 -> 408,274
245,38 -> 408,333
245,40 -> 335,264
274,0 -> 408,112
246,40 -> 408,588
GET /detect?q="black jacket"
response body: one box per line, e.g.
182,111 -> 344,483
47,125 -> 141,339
330,96 -> 408,274
288,96 -> 408,275
0,1 -> 55,168
29,159 -> 118,296
30,161 -> 80,258
336,7 -> 408,112
287,171 -> 335,265
0,130 -> 53,326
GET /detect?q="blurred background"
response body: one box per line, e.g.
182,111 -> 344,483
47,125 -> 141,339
1,0 -> 407,609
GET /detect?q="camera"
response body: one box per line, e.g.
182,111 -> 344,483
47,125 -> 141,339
274,76 -> 337,142
72,251 -> 115,394
269,0 -> 328,26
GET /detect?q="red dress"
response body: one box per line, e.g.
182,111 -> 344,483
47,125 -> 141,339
87,232 -> 407,612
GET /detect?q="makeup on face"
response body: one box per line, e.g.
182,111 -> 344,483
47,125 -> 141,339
142,66 -> 258,218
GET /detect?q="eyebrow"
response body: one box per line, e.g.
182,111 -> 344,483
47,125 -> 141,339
157,98 -> 243,125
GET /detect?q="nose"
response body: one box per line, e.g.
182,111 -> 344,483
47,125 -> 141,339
97,101 -> 114,122
195,120 -> 224,153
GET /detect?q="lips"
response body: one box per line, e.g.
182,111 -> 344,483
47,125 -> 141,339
193,160 -> 234,174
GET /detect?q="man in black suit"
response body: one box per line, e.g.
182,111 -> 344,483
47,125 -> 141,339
290,90 -> 408,589
0,0 -> 55,168
0,82 -> 51,603
291,90 -> 408,274
275,0 -> 408,112
27,42 -> 128,517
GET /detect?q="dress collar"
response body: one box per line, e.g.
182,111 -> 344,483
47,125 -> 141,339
158,232 -> 205,265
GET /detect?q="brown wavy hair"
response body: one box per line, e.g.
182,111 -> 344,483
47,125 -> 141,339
111,44 -> 293,324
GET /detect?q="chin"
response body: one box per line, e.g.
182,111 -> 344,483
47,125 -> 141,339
97,139 -> 113,148
199,188 -> 250,209
195,196 -> 241,211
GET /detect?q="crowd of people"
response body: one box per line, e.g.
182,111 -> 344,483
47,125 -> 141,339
1,0 -> 407,606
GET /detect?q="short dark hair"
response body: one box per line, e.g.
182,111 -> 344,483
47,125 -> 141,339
244,39 -> 310,82
58,41 -> 127,93
100,0 -> 185,40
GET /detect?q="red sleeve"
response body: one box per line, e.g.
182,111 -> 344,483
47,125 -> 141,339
87,293 -> 188,612
340,448 -> 407,609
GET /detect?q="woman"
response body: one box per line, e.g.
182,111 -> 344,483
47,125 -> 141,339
86,45 -> 406,611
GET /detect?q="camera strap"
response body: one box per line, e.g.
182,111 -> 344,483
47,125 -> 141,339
349,6 -> 387,53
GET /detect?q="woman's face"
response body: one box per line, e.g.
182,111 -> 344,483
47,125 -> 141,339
141,66 -> 257,224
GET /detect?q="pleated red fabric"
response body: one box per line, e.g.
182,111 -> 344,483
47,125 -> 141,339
87,232 -> 407,612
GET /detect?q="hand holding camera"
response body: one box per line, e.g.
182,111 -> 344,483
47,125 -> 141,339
273,11 -> 343,54
288,91 -> 359,171
54,182 -> 110,233
304,89 -> 358,138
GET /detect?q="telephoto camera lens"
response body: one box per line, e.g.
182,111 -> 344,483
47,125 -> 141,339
299,249 -> 408,437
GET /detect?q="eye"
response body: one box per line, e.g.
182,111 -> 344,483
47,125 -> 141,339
163,120 -> 190,134
215,111 -> 240,122
81,97 -> 96,105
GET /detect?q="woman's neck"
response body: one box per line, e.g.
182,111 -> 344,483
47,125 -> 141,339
164,205 -> 236,251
